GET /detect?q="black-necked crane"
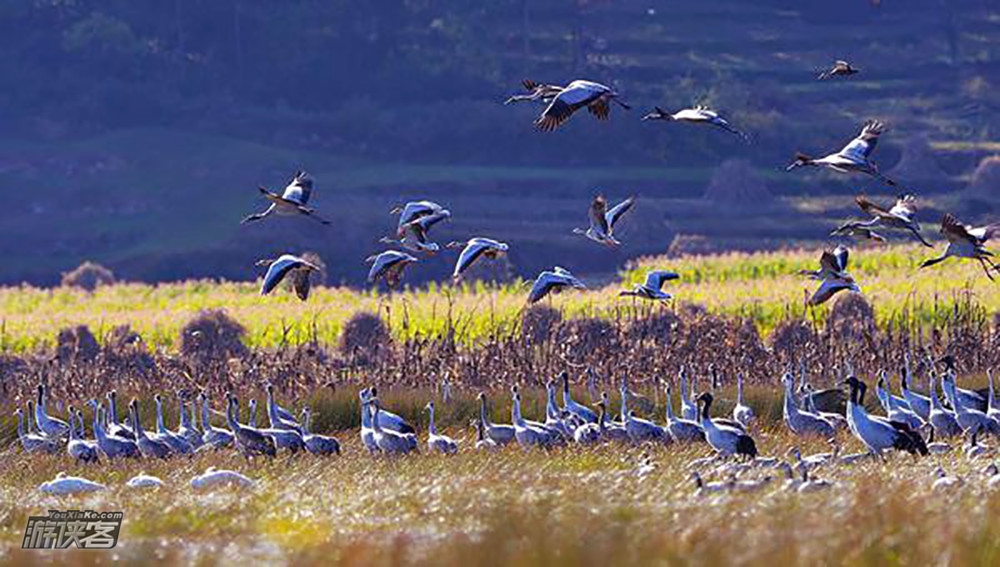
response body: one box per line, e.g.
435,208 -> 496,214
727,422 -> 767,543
834,194 -> 932,247
818,59 -> 859,80
936,356 -> 988,411
663,382 -> 705,443
225,394 -> 276,458
843,376 -> 928,458
928,373 -> 963,439
619,270 -> 679,301
732,373 -> 755,430
371,400 -> 417,454
801,246 -> 860,306
299,408 -> 341,455
476,392 -> 515,445
449,238 -> 509,282
241,170 -> 330,225
696,392 -> 757,460
153,394 -> 193,455
781,374 -> 836,439
105,390 -> 134,440
14,408 -> 59,454
366,250 -> 418,288
381,209 -> 451,254
199,392 -> 234,449
425,400 -> 459,454
527,266 -> 586,304
900,355 -> 930,421
504,79 -> 564,105
829,223 -> 887,243
35,383 -> 69,439
129,399 -> 172,459
533,80 -> 630,132
573,194 -> 635,246
595,393 -> 629,442
786,120 -> 899,187
362,387 -> 415,434
89,401 -> 139,459
265,383 -> 304,434
920,213 -> 1000,280
257,254 -> 320,301
390,201 -> 448,235
641,105 -> 748,140
560,371 -> 598,424
67,408 -> 99,463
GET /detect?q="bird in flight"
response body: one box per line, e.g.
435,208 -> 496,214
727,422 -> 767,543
527,267 -> 586,304
448,238 -> 509,282
801,246 -> 860,306
504,79 -> 564,105
818,60 -> 860,80
241,171 -> 330,225
641,105 -> 748,141
573,195 -> 636,247
619,270 -> 680,301
256,255 -> 321,301
920,213 -> 1000,280
533,80 -> 630,132
833,194 -> 932,247
786,120 -> 900,187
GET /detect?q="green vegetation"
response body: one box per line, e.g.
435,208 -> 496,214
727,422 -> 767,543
1,244 -> 996,353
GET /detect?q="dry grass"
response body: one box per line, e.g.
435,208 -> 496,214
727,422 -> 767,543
2,411 -> 999,566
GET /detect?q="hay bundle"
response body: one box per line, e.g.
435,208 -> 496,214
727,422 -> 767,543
769,319 -> 818,358
556,317 -> 617,359
966,155 -> 1000,198
888,134 -> 948,183
702,159 -> 773,208
180,309 -> 248,362
826,293 -> 876,343
339,312 -> 391,365
520,305 -> 562,345
60,261 -> 115,291
56,325 -> 100,363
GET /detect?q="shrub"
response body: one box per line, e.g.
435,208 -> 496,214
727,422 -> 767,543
180,309 -> 248,362
60,261 -> 115,291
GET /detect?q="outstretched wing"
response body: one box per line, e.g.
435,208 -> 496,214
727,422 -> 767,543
589,195 -> 610,235
453,241 -> 488,280
839,120 -> 884,162
833,245 -> 850,272
535,82 -> 604,132
605,196 -> 636,230
261,255 -> 303,295
291,268 -> 313,301
819,250 -> 840,275
528,272 -> 558,304
281,171 -> 313,205
588,98 -> 610,120
855,195 -> 889,217
644,270 -> 679,291
941,213 -> 977,245
888,194 -> 916,221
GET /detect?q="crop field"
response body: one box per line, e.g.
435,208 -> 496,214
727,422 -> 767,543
2,244 -> 1000,565
1,244 -> 997,354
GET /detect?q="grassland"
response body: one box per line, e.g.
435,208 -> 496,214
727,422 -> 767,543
1,243 -> 996,353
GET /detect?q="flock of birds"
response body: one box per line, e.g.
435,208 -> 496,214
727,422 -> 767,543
236,59 -> 997,311
18,60 -> 1000,496
17,352 -> 1000,496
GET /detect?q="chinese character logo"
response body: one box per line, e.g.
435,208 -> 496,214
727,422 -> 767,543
22,510 -> 122,549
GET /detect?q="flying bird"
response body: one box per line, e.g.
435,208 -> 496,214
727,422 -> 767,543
801,246 -> 860,306
504,79 -> 564,105
834,194 -> 932,247
786,120 -> 899,187
641,105 -> 748,140
619,270 -> 679,301
448,238 -> 509,282
366,250 -> 418,288
241,171 -> 330,225
381,209 -> 451,254
534,80 -> 630,132
920,214 -> 1000,280
527,267 -> 586,304
573,194 -> 635,246
389,201 -> 449,235
818,60 -> 860,80
257,254 -> 320,301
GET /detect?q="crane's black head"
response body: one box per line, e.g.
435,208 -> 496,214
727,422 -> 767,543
697,392 -> 714,405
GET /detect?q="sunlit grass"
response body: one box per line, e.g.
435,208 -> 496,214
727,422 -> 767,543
0,244 -> 996,353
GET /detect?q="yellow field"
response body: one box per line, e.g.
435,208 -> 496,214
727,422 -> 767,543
0,244 -> 995,353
